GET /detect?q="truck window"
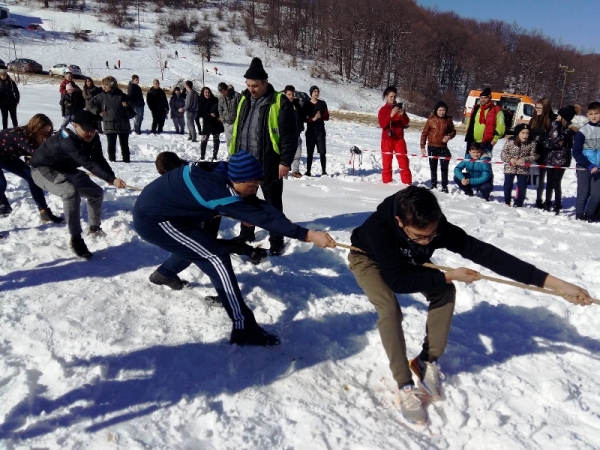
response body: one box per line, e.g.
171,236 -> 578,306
523,104 -> 535,117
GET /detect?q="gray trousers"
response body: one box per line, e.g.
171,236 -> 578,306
224,123 -> 233,160
32,168 -> 104,236
186,112 -> 196,141
348,253 -> 456,387
172,116 -> 185,134
291,136 -> 303,173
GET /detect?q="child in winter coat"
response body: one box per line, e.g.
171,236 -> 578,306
420,101 -> 456,192
501,123 -> 538,207
59,83 -> 85,130
573,101 -> 600,221
543,106 -> 576,214
453,142 -> 493,200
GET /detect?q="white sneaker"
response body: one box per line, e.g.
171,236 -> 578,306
410,358 -> 445,401
398,384 -> 427,425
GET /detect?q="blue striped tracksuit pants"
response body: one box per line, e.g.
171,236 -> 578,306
134,217 -> 256,330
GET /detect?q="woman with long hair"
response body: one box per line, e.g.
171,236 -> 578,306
544,106 -> 577,214
82,77 -> 103,132
377,86 -> 411,184
528,97 -> 556,208
501,123 -> 538,207
198,87 -> 223,161
0,114 -> 63,223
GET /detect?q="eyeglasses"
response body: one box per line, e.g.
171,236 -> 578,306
401,225 -> 440,243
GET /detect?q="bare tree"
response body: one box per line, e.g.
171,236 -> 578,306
151,45 -> 168,81
195,25 -> 220,62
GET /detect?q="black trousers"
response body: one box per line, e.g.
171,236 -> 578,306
239,178 -> 284,244
106,133 -> 130,162
0,105 -> 18,129
305,129 -> 327,174
151,110 -> 166,133
427,146 -> 451,187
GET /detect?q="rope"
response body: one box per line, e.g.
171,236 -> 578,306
84,171 -> 143,191
334,242 -> 599,305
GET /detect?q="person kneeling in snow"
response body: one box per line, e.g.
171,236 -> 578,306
31,110 -> 127,259
348,186 -> 592,425
133,151 -> 335,346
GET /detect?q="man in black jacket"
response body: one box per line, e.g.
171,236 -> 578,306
348,186 -> 592,425
229,58 -> 297,256
30,110 -> 127,259
0,68 -> 19,129
146,79 -> 169,135
127,75 -> 145,135
284,85 -> 305,178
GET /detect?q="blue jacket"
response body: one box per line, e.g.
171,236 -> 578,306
572,122 -> 600,170
133,162 -> 309,241
453,155 -> 493,186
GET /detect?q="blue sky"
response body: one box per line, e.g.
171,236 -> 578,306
414,0 -> 599,54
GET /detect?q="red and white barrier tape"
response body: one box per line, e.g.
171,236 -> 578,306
348,148 -> 583,171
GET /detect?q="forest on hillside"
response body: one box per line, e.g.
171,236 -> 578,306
37,0 -> 600,117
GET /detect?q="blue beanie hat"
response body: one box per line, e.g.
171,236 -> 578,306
228,151 -> 264,182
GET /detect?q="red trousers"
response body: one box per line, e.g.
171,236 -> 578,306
381,138 -> 412,184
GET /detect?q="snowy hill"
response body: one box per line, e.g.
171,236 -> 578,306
1,3 -> 600,449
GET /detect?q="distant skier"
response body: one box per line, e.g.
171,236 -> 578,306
105,61 -> 109,69
175,50 -> 178,58
214,66 -> 218,74
117,60 -> 121,69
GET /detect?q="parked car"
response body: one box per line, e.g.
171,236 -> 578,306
48,63 -> 82,78
7,58 -> 43,74
27,24 -> 45,31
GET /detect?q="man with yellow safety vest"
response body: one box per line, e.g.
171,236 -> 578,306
464,87 -> 505,157
229,57 -> 297,256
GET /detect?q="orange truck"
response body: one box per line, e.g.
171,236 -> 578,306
464,90 -> 536,132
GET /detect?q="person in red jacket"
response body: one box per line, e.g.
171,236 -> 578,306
378,86 -> 411,184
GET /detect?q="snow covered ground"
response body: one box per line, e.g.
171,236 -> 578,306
1,3 -> 600,449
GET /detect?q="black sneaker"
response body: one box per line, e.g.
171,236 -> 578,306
235,229 -> 256,243
269,240 -> 285,256
248,247 -> 268,265
149,269 -> 189,290
230,324 -> 280,346
535,199 -> 544,209
204,295 -> 222,305
441,186 -> 449,193
0,204 -> 12,217
87,226 -> 107,238
576,213 -> 588,221
39,208 -> 65,224
70,237 -> 92,259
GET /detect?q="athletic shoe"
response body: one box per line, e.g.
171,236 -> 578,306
0,204 -> 12,217
292,172 -> 302,178
269,240 -> 285,256
441,186 -> 449,193
230,324 -> 280,346
40,208 -> 65,224
409,358 -> 445,400
398,384 -> 427,425
234,229 -> 255,243
87,226 -> 107,238
248,247 -> 268,265
70,236 -> 92,259
149,269 -> 189,290
204,295 -> 222,305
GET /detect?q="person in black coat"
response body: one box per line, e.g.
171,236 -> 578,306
127,74 -> 145,134
82,77 -> 103,133
59,83 -> 86,130
283,85 -> 305,177
302,85 -> 329,175
89,76 -> 132,162
0,68 -> 19,129
30,110 -> 127,259
348,186 -> 592,424
198,87 -> 223,160
146,79 -> 169,134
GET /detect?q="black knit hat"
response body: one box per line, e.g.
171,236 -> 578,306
480,87 -> 492,97
557,105 -> 576,122
228,151 -> 264,182
513,123 -> 530,135
243,58 -> 268,80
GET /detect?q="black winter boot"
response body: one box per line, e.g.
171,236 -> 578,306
70,236 -> 92,259
535,199 -> 544,209
0,203 -> 13,217
230,324 -> 280,346
40,208 -> 65,224
269,238 -> 285,256
543,201 -> 552,212
235,224 -> 256,243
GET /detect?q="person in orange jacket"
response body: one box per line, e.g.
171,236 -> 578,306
420,101 -> 456,192
378,86 -> 411,184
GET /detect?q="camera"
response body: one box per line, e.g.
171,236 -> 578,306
394,102 -> 403,109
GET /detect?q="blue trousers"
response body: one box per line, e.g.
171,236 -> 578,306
576,167 -> 600,218
133,106 -> 144,134
503,174 -> 528,206
133,215 -> 257,330
0,158 -> 47,210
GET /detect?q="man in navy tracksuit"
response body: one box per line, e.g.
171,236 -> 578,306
133,151 -> 335,346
